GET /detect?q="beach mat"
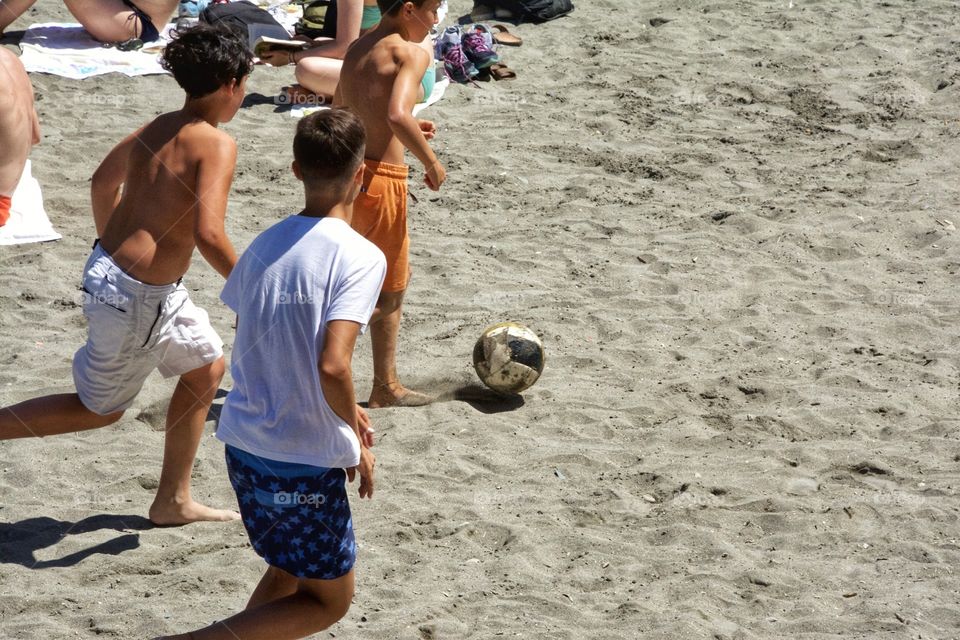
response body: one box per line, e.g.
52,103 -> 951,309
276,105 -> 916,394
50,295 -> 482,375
19,22 -> 172,79
0,160 -> 61,245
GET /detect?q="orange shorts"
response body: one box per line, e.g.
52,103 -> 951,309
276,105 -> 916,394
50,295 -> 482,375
352,160 -> 410,293
0,195 -> 10,227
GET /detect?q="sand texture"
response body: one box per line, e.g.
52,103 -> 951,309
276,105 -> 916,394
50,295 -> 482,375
2,0 -> 960,638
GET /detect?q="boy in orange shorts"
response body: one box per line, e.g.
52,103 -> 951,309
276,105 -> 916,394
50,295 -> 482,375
336,0 -> 446,407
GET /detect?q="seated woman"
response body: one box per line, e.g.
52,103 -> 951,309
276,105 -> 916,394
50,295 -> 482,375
262,0 -> 435,103
0,0 -> 176,43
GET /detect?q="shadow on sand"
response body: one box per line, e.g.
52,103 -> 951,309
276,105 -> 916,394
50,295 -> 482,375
0,513 -> 153,569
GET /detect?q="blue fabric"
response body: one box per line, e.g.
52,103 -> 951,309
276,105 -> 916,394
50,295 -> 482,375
225,445 -> 356,580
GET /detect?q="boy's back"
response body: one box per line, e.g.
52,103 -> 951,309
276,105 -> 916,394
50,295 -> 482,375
97,114 -> 239,286
217,215 -> 385,467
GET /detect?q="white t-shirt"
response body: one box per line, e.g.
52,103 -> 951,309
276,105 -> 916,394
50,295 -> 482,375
217,215 -> 386,468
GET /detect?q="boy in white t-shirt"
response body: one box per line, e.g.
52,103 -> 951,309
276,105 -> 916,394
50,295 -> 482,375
161,108 -> 385,640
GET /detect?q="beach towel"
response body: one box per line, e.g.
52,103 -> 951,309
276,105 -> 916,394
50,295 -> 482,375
19,22 -> 173,79
287,76 -> 450,119
0,161 -> 61,246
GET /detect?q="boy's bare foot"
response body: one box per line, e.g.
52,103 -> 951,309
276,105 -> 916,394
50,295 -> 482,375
149,498 -> 240,526
369,382 -> 434,408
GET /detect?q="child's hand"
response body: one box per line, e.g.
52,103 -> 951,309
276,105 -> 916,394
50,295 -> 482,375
347,447 -> 376,499
357,405 -> 374,448
418,119 -> 437,140
425,160 -> 446,191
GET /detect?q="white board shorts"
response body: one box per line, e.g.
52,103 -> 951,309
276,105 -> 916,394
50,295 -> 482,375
72,244 -> 224,416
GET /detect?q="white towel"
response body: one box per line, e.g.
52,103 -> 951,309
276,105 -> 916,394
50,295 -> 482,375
0,160 -> 61,246
19,22 -> 173,79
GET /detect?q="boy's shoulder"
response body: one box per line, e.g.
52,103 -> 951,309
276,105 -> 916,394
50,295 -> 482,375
147,112 -> 236,152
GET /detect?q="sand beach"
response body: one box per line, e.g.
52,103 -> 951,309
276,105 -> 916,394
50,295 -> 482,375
2,0 -> 960,637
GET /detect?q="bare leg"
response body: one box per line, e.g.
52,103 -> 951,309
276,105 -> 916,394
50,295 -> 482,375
0,393 -> 123,439
367,289 -> 432,408
246,566 -> 298,609
63,0 -> 177,43
160,569 -> 355,640
0,0 -> 36,34
148,357 -> 239,525
293,56 -> 343,100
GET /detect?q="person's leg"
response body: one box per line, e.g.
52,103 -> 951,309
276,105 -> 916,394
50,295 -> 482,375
63,0 -> 172,43
148,356 -> 239,525
0,0 -> 36,35
161,570 -> 355,640
0,394 -> 123,439
294,56 -> 344,100
367,289 -> 432,408
246,565 -> 298,609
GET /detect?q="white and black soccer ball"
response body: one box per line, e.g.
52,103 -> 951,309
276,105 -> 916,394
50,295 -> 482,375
472,322 -> 545,395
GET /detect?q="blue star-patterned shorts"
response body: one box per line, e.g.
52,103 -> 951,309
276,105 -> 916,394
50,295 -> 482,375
225,445 -> 356,580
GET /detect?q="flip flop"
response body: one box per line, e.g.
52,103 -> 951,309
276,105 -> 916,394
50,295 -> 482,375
491,24 -> 522,46
489,63 -> 516,80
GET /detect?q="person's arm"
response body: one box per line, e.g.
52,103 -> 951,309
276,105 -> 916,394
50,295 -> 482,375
193,133 -> 239,279
387,46 -> 446,190
90,128 -> 142,237
320,319 -> 375,498
297,0 -> 364,62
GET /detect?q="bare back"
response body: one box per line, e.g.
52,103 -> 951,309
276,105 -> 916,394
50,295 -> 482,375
339,31 -> 429,164
98,114 -> 235,285
0,49 -> 40,196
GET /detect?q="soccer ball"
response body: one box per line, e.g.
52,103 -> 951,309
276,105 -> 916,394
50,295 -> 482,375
472,322 -> 545,394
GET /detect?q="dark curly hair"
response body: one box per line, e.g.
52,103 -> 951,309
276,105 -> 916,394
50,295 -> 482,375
161,24 -> 253,99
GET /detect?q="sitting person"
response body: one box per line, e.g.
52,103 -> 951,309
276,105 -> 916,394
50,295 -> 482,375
262,0 -> 435,103
0,0 -> 176,43
0,48 -> 40,227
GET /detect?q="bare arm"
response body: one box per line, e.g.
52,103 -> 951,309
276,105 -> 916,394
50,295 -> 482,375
263,0 -> 364,65
320,319 -> 375,498
90,128 -> 142,237
297,0 -> 364,61
193,134 -> 239,279
387,46 -> 446,190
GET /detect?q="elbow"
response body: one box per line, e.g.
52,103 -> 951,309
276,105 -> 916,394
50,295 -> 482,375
194,227 -> 224,251
320,359 -> 351,383
386,109 -> 410,129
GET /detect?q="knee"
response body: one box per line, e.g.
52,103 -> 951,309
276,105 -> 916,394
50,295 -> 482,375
377,290 -> 405,315
320,587 -> 353,624
181,357 -> 225,393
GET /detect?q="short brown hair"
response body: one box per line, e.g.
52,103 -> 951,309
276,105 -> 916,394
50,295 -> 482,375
377,0 -> 431,16
293,108 -> 366,186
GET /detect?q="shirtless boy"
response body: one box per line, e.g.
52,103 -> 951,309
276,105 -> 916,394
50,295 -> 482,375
0,0 -> 176,43
0,25 -> 251,526
0,48 -> 40,227
335,0 -> 446,407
